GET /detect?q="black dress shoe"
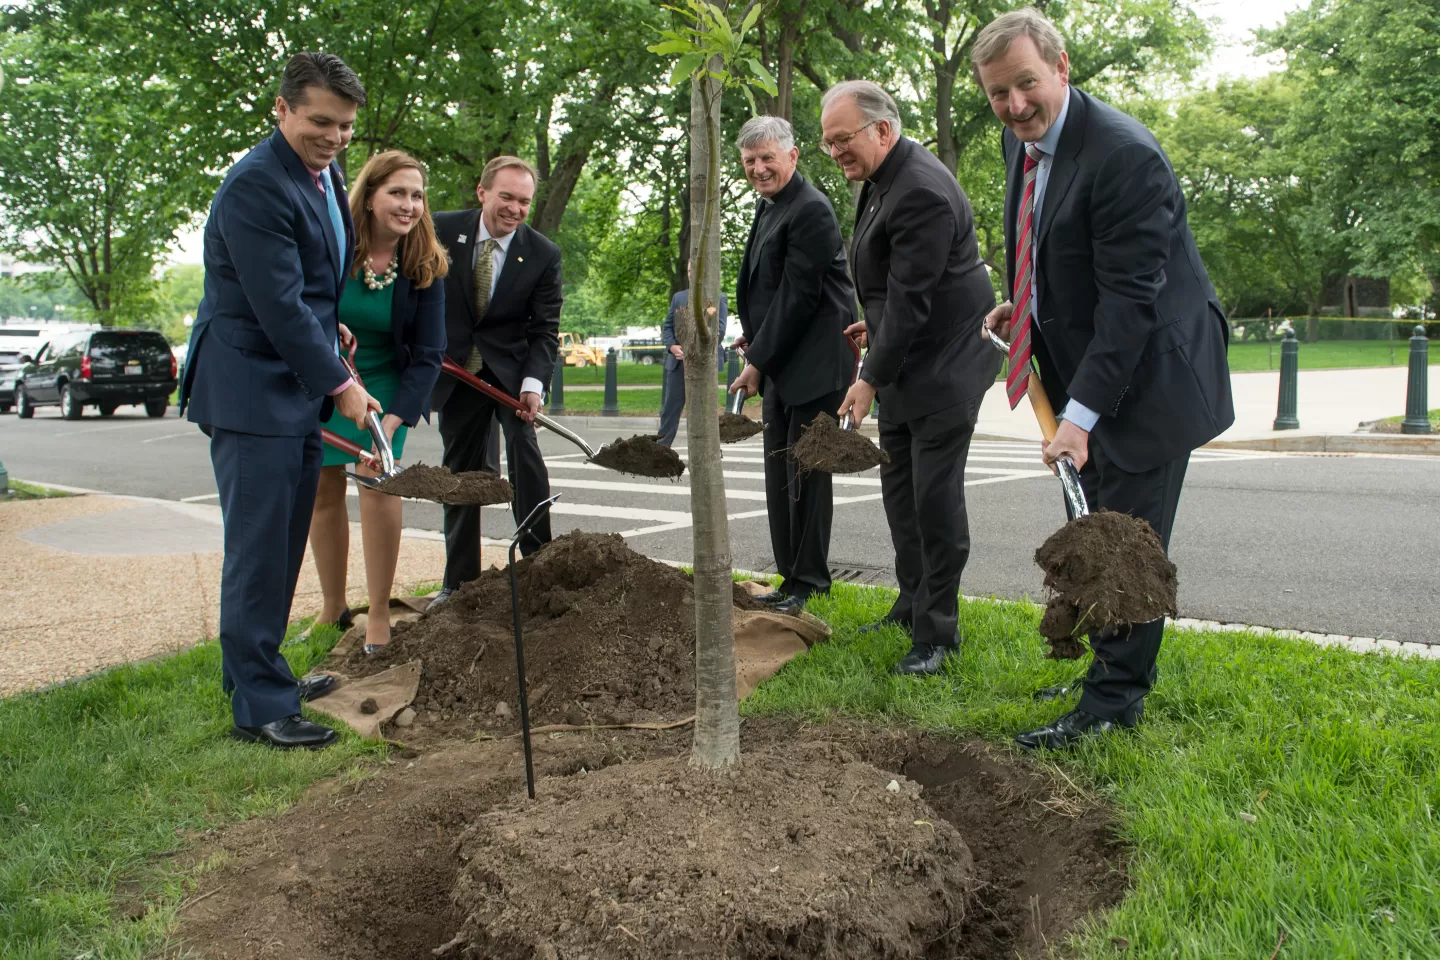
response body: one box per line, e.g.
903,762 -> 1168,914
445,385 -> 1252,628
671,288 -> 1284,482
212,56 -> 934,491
754,590 -> 789,605
1013,709 -> 1134,751
771,595 -> 807,616
231,715 -> 338,750
297,673 -> 337,702
860,618 -> 910,635
427,588 -> 457,612
891,644 -> 953,676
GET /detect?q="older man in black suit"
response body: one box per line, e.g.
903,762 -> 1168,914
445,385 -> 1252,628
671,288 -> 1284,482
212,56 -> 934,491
823,81 -> 1002,675
975,9 -> 1234,748
430,156 -> 563,608
726,116 -> 856,615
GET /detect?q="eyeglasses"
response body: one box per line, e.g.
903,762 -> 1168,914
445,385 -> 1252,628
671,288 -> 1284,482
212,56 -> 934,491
819,119 -> 881,155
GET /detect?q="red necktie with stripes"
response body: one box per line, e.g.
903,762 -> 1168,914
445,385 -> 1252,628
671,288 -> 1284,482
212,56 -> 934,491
1005,144 -> 1045,408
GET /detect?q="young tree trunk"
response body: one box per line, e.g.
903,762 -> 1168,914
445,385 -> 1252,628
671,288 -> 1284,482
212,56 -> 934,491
686,55 -> 740,771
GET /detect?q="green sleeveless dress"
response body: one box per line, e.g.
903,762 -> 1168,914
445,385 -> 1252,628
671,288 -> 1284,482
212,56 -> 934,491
322,277 -> 407,467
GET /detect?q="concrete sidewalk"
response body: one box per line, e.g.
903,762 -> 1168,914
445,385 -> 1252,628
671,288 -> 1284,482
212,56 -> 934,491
971,365 -> 1440,453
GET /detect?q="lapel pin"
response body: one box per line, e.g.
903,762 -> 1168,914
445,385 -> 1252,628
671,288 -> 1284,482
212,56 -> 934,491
517,256 -> 524,263
458,234 -> 468,244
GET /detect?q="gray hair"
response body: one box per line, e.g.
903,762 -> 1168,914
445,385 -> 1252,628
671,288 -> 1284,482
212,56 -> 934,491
736,116 -> 795,152
819,80 -> 902,138
971,8 -> 1066,81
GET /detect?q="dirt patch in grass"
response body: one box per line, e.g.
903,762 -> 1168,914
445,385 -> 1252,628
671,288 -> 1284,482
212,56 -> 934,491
791,414 -> 889,475
1034,510 -> 1177,659
590,434 -> 687,478
175,720 -> 1123,960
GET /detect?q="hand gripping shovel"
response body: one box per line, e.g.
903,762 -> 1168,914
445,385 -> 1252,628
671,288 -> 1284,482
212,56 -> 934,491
335,351 -> 403,492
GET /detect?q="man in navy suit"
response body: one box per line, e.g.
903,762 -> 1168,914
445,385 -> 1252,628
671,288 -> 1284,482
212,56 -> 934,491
181,53 -> 379,749
656,263 -> 728,448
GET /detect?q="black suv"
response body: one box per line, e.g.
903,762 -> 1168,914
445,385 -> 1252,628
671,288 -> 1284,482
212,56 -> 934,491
0,349 -> 26,413
15,329 -> 177,419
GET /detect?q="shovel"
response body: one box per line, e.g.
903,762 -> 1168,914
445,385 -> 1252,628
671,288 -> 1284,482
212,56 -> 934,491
839,335 -> 863,432
441,357 -> 684,478
334,351 -> 404,493
981,323 -> 1088,517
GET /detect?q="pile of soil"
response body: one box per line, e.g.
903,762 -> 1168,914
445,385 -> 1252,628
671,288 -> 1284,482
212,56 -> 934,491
370,463 -> 513,505
176,722 -> 1123,960
1034,510 -> 1178,659
449,742 -> 973,959
718,411 -> 763,443
791,413 -> 889,475
343,531 -> 759,741
590,434 -> 686,478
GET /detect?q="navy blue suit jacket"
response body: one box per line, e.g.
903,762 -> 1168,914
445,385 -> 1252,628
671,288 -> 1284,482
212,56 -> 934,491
377,272 -> 446,426
182,130 -> 354,436
661,290 -> 728,372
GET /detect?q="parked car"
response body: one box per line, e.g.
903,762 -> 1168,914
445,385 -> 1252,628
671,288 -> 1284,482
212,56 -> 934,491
0,349 -> 26,413
15,329 -> 177,420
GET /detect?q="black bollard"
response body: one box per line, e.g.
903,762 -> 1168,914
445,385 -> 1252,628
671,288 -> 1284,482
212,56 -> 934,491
509,493 -> 561,800
1401,325 -> 1431,435
602,347 -> 619,416
725,347 -> 740,389
1272,328 -> 1300,430
550,356 -> 565,414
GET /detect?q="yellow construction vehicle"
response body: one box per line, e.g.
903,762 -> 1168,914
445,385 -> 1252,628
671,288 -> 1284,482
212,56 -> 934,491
558,332 -> 605,367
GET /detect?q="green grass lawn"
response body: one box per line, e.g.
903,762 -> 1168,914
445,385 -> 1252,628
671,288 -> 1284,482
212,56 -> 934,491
2,479 -> 73,501
550,386 -> 730,416
554,362 -> 727,387
3,586 -> 1438,958
1226,339 -> 1440,372
1373,408 -> 1440,432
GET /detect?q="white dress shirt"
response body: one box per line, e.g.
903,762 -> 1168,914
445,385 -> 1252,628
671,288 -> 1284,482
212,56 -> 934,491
475,220 -> 544,399
1021,91 -> 1099,432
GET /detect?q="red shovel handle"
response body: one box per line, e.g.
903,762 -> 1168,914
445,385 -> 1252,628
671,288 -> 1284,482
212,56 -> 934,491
321,428 -> 380,468
441,356 -> 525,413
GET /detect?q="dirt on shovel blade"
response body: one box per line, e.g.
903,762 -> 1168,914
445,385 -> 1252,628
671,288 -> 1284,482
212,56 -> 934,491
368,463 -> 513,505
589,434 -> 686,478
438,471 -> 512,505
791,413 -> 890,474
1034,510 -> 1178,657
718,411 -> 763,443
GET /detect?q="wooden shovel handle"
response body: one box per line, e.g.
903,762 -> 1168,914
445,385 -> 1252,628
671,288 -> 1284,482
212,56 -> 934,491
1026,375 -> 1060,444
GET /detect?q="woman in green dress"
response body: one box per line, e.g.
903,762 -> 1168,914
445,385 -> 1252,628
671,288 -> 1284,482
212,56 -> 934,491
306,151 -> 449,653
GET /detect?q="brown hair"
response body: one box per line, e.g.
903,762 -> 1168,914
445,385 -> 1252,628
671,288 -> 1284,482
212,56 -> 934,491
479,155 -> 540,190
971,8 -> 1066,83
348,150 -> 449,289
279,52 -> 367,107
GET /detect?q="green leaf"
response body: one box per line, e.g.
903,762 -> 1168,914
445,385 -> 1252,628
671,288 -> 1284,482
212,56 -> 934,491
648,39 -> 696,55
739,3 -> 762,38
742,83 -> 758,115
670,52 -> 704,87
744,58 -> 778,96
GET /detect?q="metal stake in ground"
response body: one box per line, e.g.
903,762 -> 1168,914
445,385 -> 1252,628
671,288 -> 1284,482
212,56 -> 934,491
510,493 -> 561,800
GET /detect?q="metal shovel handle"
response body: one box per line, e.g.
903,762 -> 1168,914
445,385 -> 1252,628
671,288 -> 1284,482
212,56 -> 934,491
338,352 -> 399,479
840,331 -> 864,432
981,320 -> 1089,517
441,356 -> 598,459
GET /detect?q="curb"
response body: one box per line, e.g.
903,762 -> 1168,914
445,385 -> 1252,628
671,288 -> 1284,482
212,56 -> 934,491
1205,433 -> 1440,455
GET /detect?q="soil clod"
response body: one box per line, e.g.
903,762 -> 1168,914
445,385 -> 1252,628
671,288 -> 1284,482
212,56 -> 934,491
1034,510 -> 1178,657
589,435 -> 686,478
791,413 -> 889,474
718,411 -> 763,443
367,463 -> 512,505
359,697 -> 379,715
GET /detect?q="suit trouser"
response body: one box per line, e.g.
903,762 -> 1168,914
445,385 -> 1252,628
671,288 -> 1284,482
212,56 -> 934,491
439,379 -> 552,588
762,382 -> 845,599
656,361 -> 685,446
210,426 -> 321,727
877,394 -> 982,650
1074,445 -> 1190,723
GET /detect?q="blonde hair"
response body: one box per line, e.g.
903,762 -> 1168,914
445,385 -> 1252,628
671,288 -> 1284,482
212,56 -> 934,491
348,150 -> 449,289
479,155 -> 539,190
971,8 -> 1066,82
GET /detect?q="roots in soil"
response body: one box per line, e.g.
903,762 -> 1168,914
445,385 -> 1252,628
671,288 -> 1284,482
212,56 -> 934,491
718,411 -> 763,443
449,743 -> 974,960
790,414 -> 890,475
589,434 -> 686,478
1034,510 -> 1178,654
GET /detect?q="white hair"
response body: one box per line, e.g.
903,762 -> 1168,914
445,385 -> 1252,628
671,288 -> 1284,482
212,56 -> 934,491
736,115 -> 795,152
819,80 -> 902,137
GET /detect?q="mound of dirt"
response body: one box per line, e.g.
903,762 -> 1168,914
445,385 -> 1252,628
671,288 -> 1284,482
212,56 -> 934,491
590,435 -> 686,478
449,742 -> 974,959
791,413 -> 889,475
1034,510 -> 1178,656
369,464 -> 512,505
718,411 -> 763,443
341,532 -> 760,741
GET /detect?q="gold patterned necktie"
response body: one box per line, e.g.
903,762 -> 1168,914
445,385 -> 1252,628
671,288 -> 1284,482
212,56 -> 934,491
465,238 -> 501,374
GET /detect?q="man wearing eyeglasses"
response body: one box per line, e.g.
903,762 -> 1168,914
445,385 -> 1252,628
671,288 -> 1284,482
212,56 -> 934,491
822,80 -> 1001,677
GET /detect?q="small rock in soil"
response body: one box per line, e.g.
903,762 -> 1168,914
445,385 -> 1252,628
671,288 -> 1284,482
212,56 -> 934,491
494,701 -> 513,719
359,697 -> 379,715
393,707 -> 416,728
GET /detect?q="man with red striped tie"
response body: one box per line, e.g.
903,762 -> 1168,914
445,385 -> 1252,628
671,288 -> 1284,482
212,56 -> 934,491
976,9 -> 1233,749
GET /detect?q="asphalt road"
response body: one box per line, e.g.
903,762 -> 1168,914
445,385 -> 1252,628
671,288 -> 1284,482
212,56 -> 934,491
4,402 -> 1437,645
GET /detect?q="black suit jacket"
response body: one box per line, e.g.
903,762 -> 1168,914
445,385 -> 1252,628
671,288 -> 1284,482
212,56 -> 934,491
430,211 -> 563,409
1003,87 -> 1234,473
662,290 -> 728,372
379,272 -> 446,426
851,137 -> 1001,422
736,173 -> 856,407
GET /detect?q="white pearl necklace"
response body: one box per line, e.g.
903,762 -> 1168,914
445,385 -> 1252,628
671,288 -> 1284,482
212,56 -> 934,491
363,255 -> 398,291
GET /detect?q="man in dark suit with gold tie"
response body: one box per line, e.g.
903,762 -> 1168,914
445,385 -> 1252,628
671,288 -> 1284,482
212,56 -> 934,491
429,156 -> 563,609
